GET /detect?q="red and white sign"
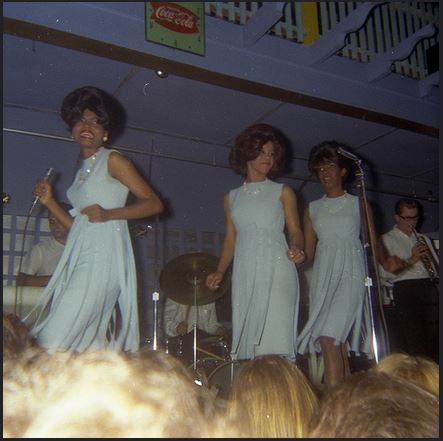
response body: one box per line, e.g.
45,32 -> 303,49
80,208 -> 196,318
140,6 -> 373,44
150,2 -> 199,34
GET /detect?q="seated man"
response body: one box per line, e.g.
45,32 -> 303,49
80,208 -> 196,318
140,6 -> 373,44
162,297 -> 228,363
16,203 -> 71,287
163,297 -> 226,338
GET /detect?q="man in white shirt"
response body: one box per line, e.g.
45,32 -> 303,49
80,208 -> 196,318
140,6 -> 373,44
380,198 -> 438,361
162,297 -> 228,362
16,204 -> 71,287
163,297 -> 226,338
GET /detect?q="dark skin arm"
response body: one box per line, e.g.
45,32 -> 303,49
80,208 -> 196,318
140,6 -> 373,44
33,152 -> 164,226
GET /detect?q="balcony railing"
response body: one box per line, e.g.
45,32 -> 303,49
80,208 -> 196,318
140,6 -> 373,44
205,1 -> 439,80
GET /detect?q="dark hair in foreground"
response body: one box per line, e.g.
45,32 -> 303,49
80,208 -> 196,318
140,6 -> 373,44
309,370 -> 439,438
308,140 -> 356,185
60,86 -> 126,142
229,123 -> 287,177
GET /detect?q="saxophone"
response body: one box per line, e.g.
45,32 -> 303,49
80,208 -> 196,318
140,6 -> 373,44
412,229 -> 439,280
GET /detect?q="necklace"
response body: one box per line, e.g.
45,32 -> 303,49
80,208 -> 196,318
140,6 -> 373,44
243,180 -> 266,195
77,149 -> 101,184
323,191 -> 348,214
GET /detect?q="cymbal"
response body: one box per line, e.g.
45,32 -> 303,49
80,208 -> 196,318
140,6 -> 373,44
160,252 -> 229,306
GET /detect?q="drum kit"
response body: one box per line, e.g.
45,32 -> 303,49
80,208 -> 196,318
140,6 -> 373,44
150,252 -> 240,395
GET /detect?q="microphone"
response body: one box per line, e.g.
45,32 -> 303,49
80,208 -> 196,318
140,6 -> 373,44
29,168 -> 54,214
337,147 -> 361,162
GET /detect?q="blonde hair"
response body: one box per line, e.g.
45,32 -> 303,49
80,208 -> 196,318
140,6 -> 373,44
3,349 -> 233,438
309,370 -> 439,438
227,355 -> 318,437
376,352 -> 439,397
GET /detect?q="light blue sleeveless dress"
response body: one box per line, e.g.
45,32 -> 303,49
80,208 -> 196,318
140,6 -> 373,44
297,192 -> 371,355
28,147 -> 139,352
229,179 -> 299,360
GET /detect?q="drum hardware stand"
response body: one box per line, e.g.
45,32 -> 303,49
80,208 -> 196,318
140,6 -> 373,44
143,214 -> 162,351
152,290 -> 160,350
192,275 -> 199,371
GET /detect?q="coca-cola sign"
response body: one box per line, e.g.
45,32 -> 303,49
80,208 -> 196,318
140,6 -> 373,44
150,2 -> 199,34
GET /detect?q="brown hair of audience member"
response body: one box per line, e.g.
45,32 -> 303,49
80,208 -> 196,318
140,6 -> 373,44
375,352 -> 439,397
2,313 -> 40,361
309,370 -> 439,438
229,123 -> 287,177
3,349 -> 235,438
226,354 -> 318,438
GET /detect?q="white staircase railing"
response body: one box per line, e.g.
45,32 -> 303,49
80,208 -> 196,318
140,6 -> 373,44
205,1 -> 439,80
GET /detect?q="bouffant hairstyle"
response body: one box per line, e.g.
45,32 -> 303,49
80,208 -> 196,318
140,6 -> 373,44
229,124 -> 287,177
308,140 -> 355,184
60,86 -> 126,142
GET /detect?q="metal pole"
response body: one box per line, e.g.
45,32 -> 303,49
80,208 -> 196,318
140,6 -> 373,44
152,291 -> 159,350
193,276 -> 198,371
3,127 -> 437,202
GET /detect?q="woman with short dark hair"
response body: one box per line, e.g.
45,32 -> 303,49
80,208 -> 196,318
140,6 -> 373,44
297,140 -> 370,387
206,123 -> 305,361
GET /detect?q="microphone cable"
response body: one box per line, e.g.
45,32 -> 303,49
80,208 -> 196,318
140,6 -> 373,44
14,168 -> 55,316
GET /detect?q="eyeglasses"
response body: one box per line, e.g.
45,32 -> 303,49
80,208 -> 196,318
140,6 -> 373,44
313,163 -> 338,173
398,215 -> 419,221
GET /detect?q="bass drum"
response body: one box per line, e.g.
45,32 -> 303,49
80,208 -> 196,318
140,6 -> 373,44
207,360 -> 246,400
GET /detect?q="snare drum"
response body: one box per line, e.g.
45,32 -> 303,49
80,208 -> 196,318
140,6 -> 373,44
207,360 -> 246,399
199,336 -> 231,361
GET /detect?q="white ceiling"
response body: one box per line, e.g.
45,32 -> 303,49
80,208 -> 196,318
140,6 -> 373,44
3,2 -> 440,201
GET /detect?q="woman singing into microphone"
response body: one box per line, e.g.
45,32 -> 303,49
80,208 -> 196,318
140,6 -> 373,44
27,86 -> 164,352
297,140 -> 405,387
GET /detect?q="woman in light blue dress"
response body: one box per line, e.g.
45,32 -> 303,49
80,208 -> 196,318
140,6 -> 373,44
28,86 -> 164,352
206,124 -> 305,360
297,141 -> 372,387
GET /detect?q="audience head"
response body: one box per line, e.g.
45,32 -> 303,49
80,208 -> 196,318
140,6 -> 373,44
376,352 -> 439,397
3,313 -> 39,361
308,140 -> 355,185
3,349 -> 232,438
227,354 -> 318,437
60,86 -> 126,142
309,370 -> 439,438
229,123 -> 287,177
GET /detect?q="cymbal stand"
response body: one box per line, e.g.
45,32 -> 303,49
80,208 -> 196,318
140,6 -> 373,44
146,214 -> 160,351
193,275 -> 198,370
152,290 -> 160,350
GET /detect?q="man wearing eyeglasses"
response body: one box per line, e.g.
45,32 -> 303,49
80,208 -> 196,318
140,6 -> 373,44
380,198 -> 439,362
